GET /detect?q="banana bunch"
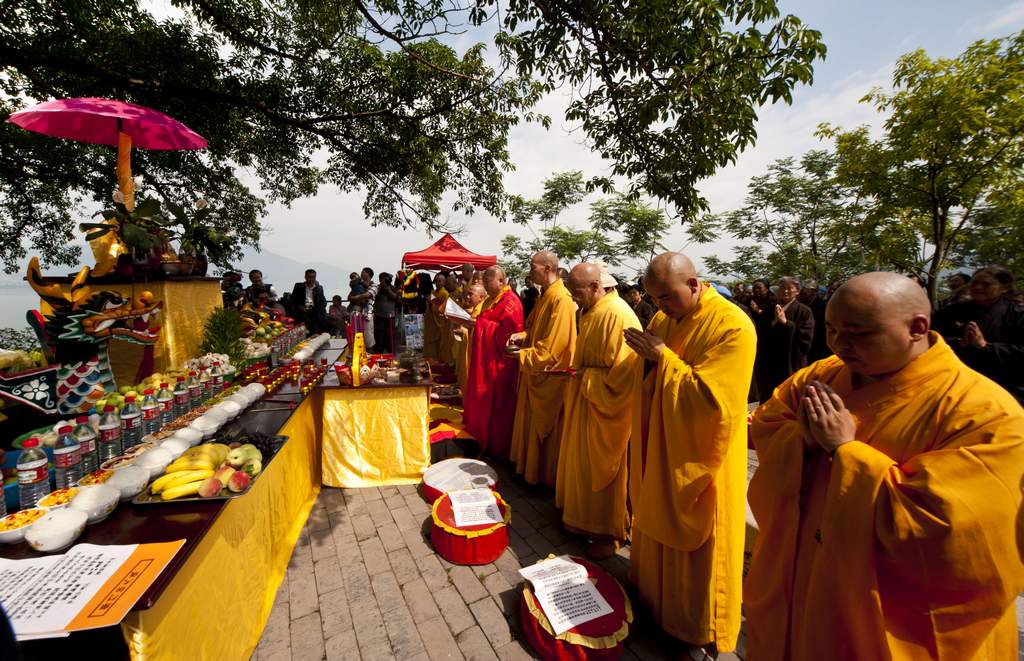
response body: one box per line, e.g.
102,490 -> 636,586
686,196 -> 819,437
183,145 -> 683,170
152,443 -> 230,500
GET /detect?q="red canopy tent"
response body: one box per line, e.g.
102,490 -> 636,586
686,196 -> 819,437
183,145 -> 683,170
402,233 -> 497,271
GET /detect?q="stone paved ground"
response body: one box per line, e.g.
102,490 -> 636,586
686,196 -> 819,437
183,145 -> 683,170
251,458 -> 748,661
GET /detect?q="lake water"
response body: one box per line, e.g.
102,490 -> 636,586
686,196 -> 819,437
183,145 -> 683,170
0,289 -> 44,331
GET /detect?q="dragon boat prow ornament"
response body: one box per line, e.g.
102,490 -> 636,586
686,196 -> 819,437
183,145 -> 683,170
0,257 -> 162,415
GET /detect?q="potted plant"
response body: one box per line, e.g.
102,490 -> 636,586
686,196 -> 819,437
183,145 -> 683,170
165,199 -> 237,276
80,194 -> 173,277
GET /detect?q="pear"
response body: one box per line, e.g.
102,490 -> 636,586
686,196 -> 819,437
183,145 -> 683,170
242,460 -> 262,478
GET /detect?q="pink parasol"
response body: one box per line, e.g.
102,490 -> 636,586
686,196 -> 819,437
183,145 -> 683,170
8,97 -> 207,150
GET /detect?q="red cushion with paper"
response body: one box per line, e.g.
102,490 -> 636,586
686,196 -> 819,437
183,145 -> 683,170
518,556 -> 633,661
430,490 -> 510,565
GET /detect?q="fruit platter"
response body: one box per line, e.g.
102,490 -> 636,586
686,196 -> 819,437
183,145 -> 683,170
131,434 -> 286,504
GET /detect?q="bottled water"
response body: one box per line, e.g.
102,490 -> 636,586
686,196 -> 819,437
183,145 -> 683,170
199,368 -> 211,402
98,405 -> 123,462
187,371 -> 202,410
157,382 -> 175,426
18,437 -> 50,509
120,396 -> 142,450
173,376 -> 190,417
73,415 -> 98,474
53,425 -> 83,489
210,361 -> 224,395
141,388 -> 160,435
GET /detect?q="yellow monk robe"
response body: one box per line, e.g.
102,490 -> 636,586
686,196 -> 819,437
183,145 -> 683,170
629,286 -> 755,650
745,334 -> 1024,661
510,279 -> 577,486
434,288 -> 454,365
556,290 -> 640,539
422,289 -> 443,360
454,301 -> 483,390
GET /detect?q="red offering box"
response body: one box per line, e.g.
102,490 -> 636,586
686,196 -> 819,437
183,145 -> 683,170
430,491 -> 510,565
519,556 -> 633,661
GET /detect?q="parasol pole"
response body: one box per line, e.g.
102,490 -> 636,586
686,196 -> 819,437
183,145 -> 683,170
115,118 -> 135,212
90,120 -> 133,275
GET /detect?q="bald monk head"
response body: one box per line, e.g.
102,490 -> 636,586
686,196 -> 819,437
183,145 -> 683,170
644,252 -> 703,320
465,283 -> 487,309
482,265 -> 507,298
445,272 -> 459,292
528,250 -> 560,288
826,272 -> 931,377
567,263 -> 605,311
461,263 -> 475,281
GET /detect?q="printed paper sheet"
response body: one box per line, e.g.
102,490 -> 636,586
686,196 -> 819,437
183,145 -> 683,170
518,556 -> 614,635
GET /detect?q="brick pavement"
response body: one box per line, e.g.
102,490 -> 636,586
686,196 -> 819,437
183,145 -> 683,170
252,460 -> 747,661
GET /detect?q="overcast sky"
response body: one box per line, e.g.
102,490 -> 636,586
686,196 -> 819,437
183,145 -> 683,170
142,1 -> 1024,287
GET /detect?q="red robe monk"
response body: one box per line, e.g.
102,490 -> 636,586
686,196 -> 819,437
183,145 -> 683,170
461,266 -> 524,458
746,272 -> 1024,661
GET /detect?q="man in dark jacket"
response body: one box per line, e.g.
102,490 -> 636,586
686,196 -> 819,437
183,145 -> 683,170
754,276 -> 814,402
290,268 -> 328,334
623,284 -> 656,329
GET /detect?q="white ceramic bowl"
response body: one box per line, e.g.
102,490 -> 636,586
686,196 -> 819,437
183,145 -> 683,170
134,447 -> 174,481
171,428 -> 204,447
189,415 -> 221,439
70,485 -> 120,524
106,465 -> 149,500
216,400 -> 242,419
227,393 -> 250,408
203,407 -> 229,425
245,382 -> 267,398
160,438 -> 189,458
25,508 -> 88,552
0,509 -> 48,544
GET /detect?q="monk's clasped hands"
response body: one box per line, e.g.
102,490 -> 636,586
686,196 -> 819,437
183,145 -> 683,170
623,328 -> 666,362
798,380 -> 856,455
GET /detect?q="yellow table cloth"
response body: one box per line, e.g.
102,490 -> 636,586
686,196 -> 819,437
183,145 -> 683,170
321,385 -> 431,487
120,392 -> 322,661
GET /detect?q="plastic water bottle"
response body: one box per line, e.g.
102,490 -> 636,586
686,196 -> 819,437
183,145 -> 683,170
173,375 -> 190,416
199,368 -> 212,402
73,415 -> 98,474
17,438 -> 50,510
120,395 -> 142,450
141,388 -> 160,435
53,425 -> 83,489
210,361 -> 224,395
187,371 -> 202,409
98,405 -> 123,461
157,382 -> 175,426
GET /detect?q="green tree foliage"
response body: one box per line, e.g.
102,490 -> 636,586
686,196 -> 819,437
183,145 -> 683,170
819,31 -> 1024,301
689,150 -> 919,282
495,0 -> 826,216
0,0 -> 543,271
1,0 -> 825,274
500,171 -> 670,281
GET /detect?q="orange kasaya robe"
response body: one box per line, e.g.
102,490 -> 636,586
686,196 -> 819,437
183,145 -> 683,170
463,286 -> 524,458
454,301 -> 483,391
432,287 -> 454,365
745,333 -> 1024,661
555,290 -> 641,540
510,278 -> 577,486
422,287 -> 445,360
629,286 -> 756,650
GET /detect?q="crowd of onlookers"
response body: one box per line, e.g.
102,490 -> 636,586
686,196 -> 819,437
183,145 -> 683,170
221,263 -> 1022,405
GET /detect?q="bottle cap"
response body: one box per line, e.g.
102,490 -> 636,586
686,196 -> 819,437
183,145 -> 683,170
103,405 -> 115,412
23,437 -> 39,448
144,388 -> 154,395
59,425 -> 72,434
177,375 -> 185,381
76,415 -> 88,423
125,396 -> 135,403
160,382 -> 169,388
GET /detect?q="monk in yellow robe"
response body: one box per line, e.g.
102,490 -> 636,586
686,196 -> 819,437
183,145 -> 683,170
509,250 -> 577,486
556,262 -> 641,559
624,252 -> 755,653
746,272 -> 1024,661
422,273 -> 446,360
453,284 -> 486,390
